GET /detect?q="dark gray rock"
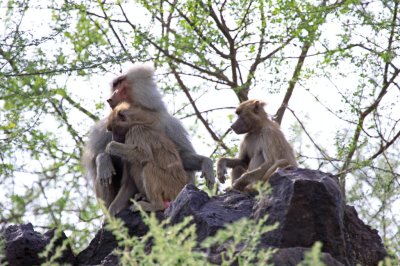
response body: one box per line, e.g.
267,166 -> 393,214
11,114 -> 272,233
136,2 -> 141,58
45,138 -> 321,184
165,184 -> 254,241
254,168 -> 387,266
2,223 -> 74,266
344,205 -> 388,266
4,168 -> 388,266
165,184 -> 210,225
254,168 -> 350,265
75,208 -> 163,265
270,247 -> 344,266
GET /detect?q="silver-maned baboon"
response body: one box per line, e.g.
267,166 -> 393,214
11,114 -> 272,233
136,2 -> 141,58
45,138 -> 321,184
217,99 -> 297,191
82,63 -> 214,211
105,102 -> 188,215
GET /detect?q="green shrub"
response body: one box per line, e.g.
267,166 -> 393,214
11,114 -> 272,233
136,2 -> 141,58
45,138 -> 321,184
104,203 -> 277,266
298,242 -> 325,266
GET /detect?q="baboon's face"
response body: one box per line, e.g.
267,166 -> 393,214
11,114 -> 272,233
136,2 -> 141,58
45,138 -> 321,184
106,103 -> 132,142
231,100 -> 265,134
107,76 -> 131,109
107,103 -> 155,142
231,110 -> 252,134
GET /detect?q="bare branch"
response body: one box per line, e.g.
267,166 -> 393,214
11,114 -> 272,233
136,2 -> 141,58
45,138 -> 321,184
117,3 -> 234,86
170,65 -> 230,151
286,106 -> 339,171
275,42 -> 311,125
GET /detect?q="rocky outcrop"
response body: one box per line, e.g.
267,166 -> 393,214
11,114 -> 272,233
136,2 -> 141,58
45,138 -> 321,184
2,168 -> 388,265
75,210 -> 164,265
255,169 -> 350,264
2,223 -> 74,266
165,185 -> 255,241
162,168 -> 387,265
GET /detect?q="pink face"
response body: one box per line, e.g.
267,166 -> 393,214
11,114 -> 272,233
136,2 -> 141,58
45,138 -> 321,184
107,88 -> 125,109
107,76 -> 131,109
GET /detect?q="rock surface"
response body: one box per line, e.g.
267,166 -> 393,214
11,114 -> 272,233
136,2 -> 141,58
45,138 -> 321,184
255,169 -> 350,264
165,185 -> 255,241
75,209 -> 164,265
2,168 -> 388,265
271,247 -> 344,266
2,223 -> 74,266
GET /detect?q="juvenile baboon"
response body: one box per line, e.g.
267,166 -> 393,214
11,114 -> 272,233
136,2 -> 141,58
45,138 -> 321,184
82,63 -> 215,210
217,100 -> 297,191
105,102 -> 188,215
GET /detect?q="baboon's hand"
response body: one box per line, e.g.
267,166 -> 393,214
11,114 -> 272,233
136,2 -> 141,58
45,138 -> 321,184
216,159 -> 227,184
133,193 -> 146,201
105,140 -> 141,163
232,172 -> 252,191
201,157 -> 215,189
96,153 -> 115,186
232,176 -> 247,191
105,141 -> 122,156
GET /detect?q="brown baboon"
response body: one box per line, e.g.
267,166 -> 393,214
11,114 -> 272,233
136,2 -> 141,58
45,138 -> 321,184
105,102 -> 188,215
82,63 -> 215,211
217,99 -> 297,191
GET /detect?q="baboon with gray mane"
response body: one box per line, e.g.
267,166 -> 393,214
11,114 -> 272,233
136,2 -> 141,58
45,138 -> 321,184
82,63 -> 214,212
105,102 -> 188,214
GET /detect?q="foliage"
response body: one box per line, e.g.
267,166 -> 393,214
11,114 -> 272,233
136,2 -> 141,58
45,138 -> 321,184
0,233 -> 6,266
202,216 -> 276,265
104,203 -> 276,266
298,242 -> 325,266
39,227 -> 72,266
378,256 -> 400,266
106,211 -> 204,265
0,0 -> 399,257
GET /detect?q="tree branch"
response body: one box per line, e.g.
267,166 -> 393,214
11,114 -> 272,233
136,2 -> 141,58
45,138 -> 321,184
275,42 -> 311,125
339,63 -> 400,195
170,65 -> 230,151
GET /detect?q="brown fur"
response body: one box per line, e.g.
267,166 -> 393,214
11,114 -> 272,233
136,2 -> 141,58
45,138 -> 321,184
82,64 -> 214,214
217,99 -> 297,191
105,102 -> 188,215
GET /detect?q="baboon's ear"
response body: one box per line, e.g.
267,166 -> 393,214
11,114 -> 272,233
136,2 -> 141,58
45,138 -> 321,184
254,100 -> 261,114
253,100 -> 266,114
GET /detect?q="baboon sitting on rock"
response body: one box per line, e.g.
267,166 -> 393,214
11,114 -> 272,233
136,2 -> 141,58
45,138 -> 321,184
105,102 -> 188,215
217,99 -> 297,191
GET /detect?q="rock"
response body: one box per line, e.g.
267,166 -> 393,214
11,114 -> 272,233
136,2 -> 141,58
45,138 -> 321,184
4,168 -> 388,266
344,205 -> 388,266
75,208 -> 163,265
169,169 -> 386,265
75,228 -> 116,266
165,184 -> 254,241
2,223 -> 74,266
254,168 -> 350,265
165,184 -> 210,225
43,229 -> 75,264
270,247 -> 344,266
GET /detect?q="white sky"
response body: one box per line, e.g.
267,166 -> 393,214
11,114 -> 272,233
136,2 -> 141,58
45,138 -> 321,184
1,1 -> 399,245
